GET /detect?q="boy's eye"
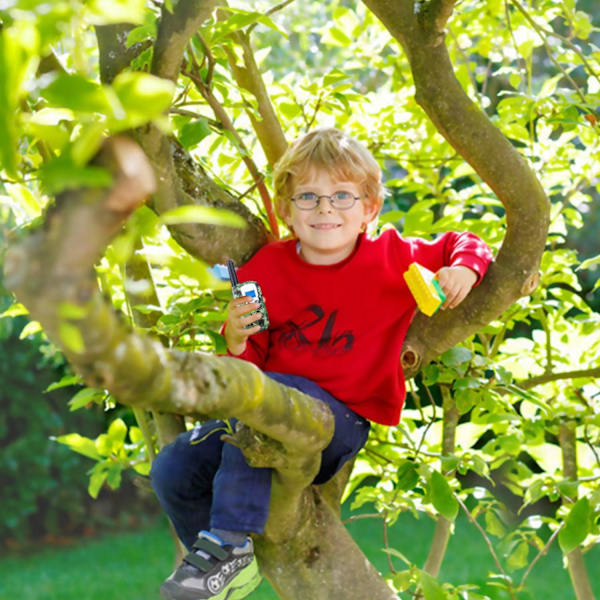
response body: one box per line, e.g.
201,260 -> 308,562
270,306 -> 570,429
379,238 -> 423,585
333,191 -> 352,200
297,192 -> 318,201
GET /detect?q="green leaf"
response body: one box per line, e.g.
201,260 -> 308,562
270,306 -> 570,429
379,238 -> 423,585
59,322 -> 85,354
578,254 -> 600,270
53,433 -> 102,461
39,156 -> 113,195
393,569 -> 414,592
106,464 -> 123,490
45,374 -> 82,392
419,571 -> 447,600
58,302 -> 89,320
129,426 -> 144,444
321,26 -> 353,47
558,497 -> 591,554
0,303 -> 28,318
485,510 -> 507,538
179,118 -> 212,149
86,0 -> 146,25
111,71 -> 175,129
19,320 -> 42,338
396,460 -> 419,491
440,347 -> 473,367
88,464 -> 108,498
133,461 -> 151,475
0,21 -> 39,176
160,206 -> 246,228
506,540 -> 529,570
107,418 -> 128,448
41,73 -> 111,114
278,101 -> 301,120
429,471 -> 458,521
68,387 -> 105,411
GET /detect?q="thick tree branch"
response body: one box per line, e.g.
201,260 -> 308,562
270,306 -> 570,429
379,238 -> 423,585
95,24 -> 150,83
421,0 -> 458,36
4,136 -> 332,469
363,0 -> 550,377
152,0 -> 219,83
222,29 -> 288,167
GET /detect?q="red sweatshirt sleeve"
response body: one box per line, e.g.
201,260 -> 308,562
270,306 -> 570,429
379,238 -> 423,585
405,231 -> 493,284
223,322 -> 269,369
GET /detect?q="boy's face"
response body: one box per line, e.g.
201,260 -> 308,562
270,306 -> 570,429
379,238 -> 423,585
283,168 -> 378,265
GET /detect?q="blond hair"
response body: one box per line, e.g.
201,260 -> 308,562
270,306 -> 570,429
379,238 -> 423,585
272,128 -> 385,220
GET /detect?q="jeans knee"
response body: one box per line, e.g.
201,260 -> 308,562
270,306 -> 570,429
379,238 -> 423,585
150,446 -> 180,499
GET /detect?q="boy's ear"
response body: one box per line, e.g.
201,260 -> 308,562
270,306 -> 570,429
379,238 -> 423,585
363,199 -> 380,224
279,201 -> 292,225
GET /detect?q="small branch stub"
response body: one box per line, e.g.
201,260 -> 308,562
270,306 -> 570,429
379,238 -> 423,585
401,346 -> 421,372
521,271 -> 540,296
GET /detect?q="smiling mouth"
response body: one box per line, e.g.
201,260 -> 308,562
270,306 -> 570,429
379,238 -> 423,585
310,223 -> 341,230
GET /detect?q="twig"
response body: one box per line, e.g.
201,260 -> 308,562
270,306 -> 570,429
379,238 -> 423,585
519,523 -> 563,589
383,512 -> 396,574
456,495 -> 510,585
343,513 -> 384,524
247,0 -> 296,33
184,43 -> 280,238
509,0 -> 592,110
519,366 -> 600,389
504,0 -> 529,90
511,0 -> 600,84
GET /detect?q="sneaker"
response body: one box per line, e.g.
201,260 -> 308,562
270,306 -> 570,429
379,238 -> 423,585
160,531 -> 261,600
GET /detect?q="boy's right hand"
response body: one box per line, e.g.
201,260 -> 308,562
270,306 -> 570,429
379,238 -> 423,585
224,296 -> 264,355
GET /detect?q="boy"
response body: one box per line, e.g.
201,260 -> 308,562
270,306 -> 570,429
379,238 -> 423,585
151,128 -> 493,600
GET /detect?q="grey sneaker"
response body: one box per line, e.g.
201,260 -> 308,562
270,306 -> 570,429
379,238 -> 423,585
160,531 -> 261,600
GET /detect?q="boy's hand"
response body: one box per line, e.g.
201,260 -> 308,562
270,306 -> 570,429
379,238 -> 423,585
225,296 -> 264,355
436,265 -> 478,310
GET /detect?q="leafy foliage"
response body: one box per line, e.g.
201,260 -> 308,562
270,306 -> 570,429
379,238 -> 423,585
1,0 -> 599,598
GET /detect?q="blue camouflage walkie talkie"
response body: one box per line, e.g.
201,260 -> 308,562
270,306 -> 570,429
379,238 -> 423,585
226,260 -> 269,332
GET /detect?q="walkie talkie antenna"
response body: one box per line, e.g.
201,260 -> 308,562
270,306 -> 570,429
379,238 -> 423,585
226,260 -> 238,286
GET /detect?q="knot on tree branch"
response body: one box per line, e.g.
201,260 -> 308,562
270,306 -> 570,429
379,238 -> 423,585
520,271 -> 540,296
223,423 -> 287,469
223,422 -> 322,487
401,345 -> 422,373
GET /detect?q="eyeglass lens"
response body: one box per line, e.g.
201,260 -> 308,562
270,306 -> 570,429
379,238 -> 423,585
293,191 -> 357,210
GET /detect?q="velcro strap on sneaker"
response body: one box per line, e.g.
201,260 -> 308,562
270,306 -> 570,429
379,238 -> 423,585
193,536 -> 229,561
184,551 -> 213,572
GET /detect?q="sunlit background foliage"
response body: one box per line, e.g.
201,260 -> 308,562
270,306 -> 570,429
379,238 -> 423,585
0,1 -> 599,598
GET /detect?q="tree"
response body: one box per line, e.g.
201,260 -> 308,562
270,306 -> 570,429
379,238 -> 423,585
1,1 -> 599,599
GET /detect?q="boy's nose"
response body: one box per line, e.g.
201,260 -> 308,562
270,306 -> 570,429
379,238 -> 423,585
316,199 -> 334,213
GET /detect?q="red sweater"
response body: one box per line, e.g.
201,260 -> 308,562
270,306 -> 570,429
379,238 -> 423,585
227,229 -> 493,425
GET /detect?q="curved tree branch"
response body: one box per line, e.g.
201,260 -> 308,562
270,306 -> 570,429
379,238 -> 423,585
363,0 -> 550,377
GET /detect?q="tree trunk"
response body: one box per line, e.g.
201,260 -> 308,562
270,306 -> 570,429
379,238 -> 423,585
559,422 -> 594,600
422,386 -> 458,578
4,2 -> 554,597
3,137 -> 392,600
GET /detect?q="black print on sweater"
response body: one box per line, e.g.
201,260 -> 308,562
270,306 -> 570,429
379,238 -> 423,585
278,305 -> 354,355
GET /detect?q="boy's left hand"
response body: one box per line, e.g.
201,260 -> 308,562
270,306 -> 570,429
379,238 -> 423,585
435,265 -> 478,310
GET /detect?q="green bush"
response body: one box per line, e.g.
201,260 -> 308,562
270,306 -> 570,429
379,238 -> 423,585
0,310 -> 155,544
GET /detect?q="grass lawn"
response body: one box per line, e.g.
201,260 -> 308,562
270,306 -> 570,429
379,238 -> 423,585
1,506 -> 598,600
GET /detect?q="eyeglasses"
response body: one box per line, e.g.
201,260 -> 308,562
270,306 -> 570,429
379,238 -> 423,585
290,191 -> 360,211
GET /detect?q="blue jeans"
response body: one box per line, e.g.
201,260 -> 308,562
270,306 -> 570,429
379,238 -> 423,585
150,372 -> 370,550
